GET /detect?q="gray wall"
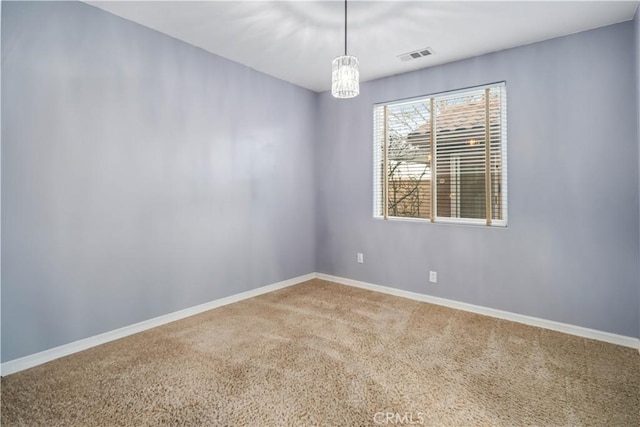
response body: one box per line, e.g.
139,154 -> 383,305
1,1 -> 317,362
316,22 -> 640,338
2,2 -> 639,364
636,8 -> 640,337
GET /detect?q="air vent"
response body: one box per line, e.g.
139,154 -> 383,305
398,47 -> 434,62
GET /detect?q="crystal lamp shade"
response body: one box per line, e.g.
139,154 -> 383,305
331,55 -> 359,98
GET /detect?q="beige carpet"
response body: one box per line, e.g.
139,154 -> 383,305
1,279 -> 639,426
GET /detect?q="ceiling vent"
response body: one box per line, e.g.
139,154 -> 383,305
398,47 -> 434,62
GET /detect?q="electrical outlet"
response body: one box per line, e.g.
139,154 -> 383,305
429,271 -> 437,283
357,253 -> 364,263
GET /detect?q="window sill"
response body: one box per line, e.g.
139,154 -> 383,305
373,215 -> 507,228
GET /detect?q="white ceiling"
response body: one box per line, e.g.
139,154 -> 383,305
87,1 -> 639,93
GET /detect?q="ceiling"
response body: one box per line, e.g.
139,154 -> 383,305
87,1 -> 639,93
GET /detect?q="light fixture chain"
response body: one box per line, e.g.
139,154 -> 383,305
344,0 -> 347,55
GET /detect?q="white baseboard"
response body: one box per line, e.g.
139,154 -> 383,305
316,273 -> 640,350
1,273 -> 316,376
3,271 -> 638,376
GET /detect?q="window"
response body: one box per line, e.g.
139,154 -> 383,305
373,82 -> 507,226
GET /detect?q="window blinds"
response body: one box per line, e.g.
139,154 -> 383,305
373,83 -> 507,226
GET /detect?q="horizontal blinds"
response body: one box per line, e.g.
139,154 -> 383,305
435,88 -> 488,220
379,100 -> 432,219
373,107 -> 385,217
373,82 -> 506,226
490,85 -> 507,223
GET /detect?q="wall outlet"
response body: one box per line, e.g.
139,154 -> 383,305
429,271 -> 437,283
357,253 -> 364,263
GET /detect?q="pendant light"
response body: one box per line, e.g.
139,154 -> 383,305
331,0 -> 359,98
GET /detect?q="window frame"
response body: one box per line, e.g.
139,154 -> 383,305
373,82 -> 508,227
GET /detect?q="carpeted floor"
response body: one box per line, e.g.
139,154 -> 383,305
1,279 -> 639,426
